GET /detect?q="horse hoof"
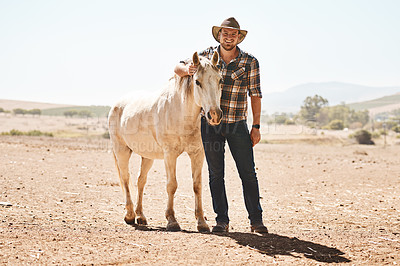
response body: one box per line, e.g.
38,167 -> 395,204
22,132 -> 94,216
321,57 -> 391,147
166,222 -> 181,231
136,217 -> 148,225
197,225 -> 210,233
124,216 -> 136,225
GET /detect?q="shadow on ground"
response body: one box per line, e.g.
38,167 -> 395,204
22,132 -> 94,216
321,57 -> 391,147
220,232 -> 351,263
133,225 -> 351,263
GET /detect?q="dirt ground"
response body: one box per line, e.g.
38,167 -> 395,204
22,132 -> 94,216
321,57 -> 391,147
1,132 -> 399,265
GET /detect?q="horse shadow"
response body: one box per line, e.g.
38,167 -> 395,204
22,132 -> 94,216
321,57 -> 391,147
132,225 -> 351,263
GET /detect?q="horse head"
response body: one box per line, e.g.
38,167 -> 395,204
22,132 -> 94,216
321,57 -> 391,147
192,51 -> 223,125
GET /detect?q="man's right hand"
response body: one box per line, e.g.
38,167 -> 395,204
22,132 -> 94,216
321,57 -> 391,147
187,64 -> 197,76
174,63 -> 197,77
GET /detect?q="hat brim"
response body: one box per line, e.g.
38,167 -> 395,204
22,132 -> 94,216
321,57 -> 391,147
212,26 -> 247,44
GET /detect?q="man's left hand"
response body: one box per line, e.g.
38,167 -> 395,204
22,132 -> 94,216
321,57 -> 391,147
250,128 -> 261,147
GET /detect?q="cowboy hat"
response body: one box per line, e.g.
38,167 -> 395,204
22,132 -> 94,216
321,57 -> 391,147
212,17 -> 248,44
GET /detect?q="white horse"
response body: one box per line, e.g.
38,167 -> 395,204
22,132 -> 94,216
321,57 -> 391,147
108,52 -> 222,232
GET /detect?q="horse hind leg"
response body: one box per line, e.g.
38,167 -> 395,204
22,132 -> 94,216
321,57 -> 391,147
112,145 -> 135,224
135,157 -> 154,225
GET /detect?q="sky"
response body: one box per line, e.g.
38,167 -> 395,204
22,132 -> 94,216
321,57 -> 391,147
1,0 -> 399,106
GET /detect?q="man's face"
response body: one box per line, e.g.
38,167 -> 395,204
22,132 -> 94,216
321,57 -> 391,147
218,28 -> 240,51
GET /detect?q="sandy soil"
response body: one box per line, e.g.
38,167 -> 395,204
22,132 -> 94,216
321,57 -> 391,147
0,114 -> 108,138
1,132 -> 399,265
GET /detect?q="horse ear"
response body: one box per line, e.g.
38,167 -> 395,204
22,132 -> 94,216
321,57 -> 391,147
211,51 -> 219,66
193,52 -> 200,66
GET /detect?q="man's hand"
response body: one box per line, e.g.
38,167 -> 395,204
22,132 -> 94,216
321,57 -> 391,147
250,127 -> 261,147
174,63 -> 197,77
187,63 -> 197,76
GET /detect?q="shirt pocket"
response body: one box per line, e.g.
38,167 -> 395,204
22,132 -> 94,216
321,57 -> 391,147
231,67 -> 246,80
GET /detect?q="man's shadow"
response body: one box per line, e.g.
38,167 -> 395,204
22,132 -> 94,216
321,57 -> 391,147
133,225 -> 351,263
215,231 -> 351,263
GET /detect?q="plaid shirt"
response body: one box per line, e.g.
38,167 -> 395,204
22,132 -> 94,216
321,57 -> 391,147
199,46 -> 262,123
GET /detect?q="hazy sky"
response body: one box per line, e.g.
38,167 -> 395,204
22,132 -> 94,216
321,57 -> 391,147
1,0 -> 399,106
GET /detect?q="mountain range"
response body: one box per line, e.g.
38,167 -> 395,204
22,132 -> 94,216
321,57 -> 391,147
262,82 -> 400,114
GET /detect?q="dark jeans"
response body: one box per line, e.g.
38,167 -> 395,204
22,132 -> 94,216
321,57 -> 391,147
201,117 -> 263,225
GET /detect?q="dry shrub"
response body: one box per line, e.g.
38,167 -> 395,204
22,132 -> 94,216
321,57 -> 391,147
353,130 -> 374,145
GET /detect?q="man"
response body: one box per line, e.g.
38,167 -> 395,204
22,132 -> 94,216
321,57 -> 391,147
174,17 -> 268,234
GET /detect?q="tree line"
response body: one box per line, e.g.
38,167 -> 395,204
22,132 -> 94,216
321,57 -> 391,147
263,95 -> 371,130
0,108 -> 42,116
298,95 -> 370,130
63,110 -> 93,118
263,95 -> 400,129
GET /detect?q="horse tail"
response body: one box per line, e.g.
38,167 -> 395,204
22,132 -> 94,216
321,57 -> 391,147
108,103 -> 125,143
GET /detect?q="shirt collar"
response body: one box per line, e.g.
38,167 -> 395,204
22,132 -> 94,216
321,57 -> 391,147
217,45 -> 242,66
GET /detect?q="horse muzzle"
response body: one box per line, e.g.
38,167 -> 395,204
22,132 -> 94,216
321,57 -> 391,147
207,108 -> 223,125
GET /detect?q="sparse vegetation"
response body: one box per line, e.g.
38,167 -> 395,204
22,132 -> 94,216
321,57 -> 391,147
1,129 -> 53,137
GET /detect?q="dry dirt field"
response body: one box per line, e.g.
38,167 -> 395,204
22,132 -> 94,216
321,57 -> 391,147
1,114 -> 400,265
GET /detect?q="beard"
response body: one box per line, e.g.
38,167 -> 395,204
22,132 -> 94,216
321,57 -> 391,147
220,42 -> 236,51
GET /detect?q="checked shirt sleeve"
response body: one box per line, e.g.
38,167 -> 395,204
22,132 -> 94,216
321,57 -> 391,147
248,58 -> 262,98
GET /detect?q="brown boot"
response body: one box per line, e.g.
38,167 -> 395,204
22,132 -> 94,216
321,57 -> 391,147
251,222 -> 268,234
212,222 -> 229,233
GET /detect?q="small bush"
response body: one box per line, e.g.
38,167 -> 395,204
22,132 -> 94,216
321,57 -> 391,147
371,131 -> 381,139
102,131 -> 110,139
392,125 -> 400,133
10,129 -> 24,136
327,119 -> 344,130
353,130 -> 374,145
284,119 -> 295,125
379,129 -> 388,136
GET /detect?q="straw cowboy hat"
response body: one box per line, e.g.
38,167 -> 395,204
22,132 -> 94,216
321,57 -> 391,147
212,17 -> 248,44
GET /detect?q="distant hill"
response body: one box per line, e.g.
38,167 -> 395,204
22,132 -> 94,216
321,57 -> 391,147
262,82 -> 400,114
0,99 -> 74,110
348,93 -> 400,115
0,99 -> 110,117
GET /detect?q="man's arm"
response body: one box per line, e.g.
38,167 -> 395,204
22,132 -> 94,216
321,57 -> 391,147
250,96 -> 262,146
174,63 -> 197,77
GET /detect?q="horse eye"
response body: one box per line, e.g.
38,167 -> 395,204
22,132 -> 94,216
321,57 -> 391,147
195,80 -> 201,87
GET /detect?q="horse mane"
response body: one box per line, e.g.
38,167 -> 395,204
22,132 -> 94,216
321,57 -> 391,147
176,74 -> 193,99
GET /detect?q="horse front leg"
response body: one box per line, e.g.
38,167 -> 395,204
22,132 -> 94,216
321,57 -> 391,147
135,157 -> 154,225
188,149 -> 210,232
164,152 -> 181,231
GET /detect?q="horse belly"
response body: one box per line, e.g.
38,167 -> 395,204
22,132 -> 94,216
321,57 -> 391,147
122,132 -> 163,159
120,111 -> 164,159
